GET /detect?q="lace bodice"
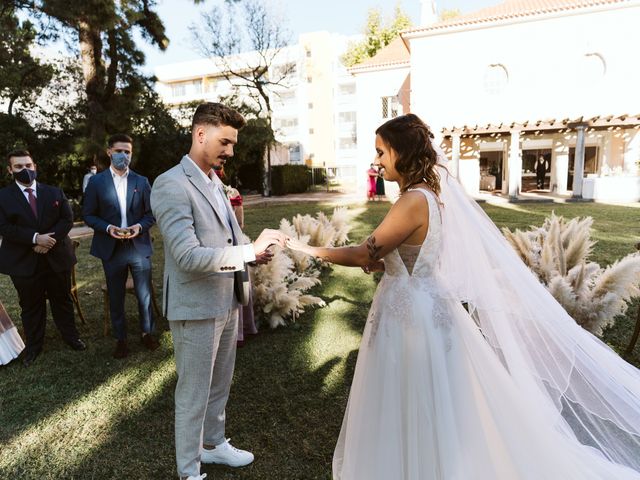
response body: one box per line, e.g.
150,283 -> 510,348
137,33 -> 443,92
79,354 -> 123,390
384,188 -> 443,278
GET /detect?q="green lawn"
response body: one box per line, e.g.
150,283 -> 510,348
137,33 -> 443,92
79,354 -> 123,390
0,200 -> 639,479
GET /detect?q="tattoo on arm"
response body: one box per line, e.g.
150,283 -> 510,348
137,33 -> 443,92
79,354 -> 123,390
320,255 -> 332,264
366,235 -> 383,262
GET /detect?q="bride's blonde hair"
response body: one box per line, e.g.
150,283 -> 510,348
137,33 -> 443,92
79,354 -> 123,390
375,114 -> 440,196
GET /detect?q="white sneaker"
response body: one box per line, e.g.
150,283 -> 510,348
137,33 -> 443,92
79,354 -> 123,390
201,438 -> 254,467
184,475 -> 206,480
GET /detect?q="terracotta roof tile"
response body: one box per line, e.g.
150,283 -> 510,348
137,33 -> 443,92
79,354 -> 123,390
406,0 -> 630,34
349,37 -> 410,70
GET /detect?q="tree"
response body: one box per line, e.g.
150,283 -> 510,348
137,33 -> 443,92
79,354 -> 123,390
342,4 -> 412,67
0,6 -> 54,117
194,0 -> 292,195
131,87 -> 191,183
12,0 -> 177,165
217,95 -> 274,193
440,9 -> 461,22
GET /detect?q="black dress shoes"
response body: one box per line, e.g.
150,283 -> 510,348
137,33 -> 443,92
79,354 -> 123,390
113,340 -> 129,359
22,350 -> 40,367
67,338 -> 87,351
141,334 -> 160,351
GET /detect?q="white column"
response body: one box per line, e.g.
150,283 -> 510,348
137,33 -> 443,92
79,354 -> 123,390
451,132 -> 461,179
552,137 -> 570,194
508,130 -> 522,199
601,131 -> 612,174
624,129 -> 640,175
572,125 -> 586,198
501,142 -> 509,194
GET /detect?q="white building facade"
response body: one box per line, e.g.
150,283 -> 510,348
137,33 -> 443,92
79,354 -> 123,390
353,0 -> 640,202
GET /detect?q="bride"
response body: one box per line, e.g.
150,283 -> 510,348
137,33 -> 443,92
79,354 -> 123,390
286,113 -> 640,479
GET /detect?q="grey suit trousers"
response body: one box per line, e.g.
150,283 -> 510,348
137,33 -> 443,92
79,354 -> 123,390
170,309 -> 239,477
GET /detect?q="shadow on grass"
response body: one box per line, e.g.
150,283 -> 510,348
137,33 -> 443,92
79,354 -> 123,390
0,344 -> 176,478
5,200 -> 636,478
0,232 -> 171,454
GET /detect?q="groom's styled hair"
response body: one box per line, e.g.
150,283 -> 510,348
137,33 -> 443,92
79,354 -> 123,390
192,102 -> 246,131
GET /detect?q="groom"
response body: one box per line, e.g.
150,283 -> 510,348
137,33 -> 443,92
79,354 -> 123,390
151,102 -> 284,480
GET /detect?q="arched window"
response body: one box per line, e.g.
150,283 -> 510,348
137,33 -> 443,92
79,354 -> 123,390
483,64 -> 509,95
579,52 -> 606,83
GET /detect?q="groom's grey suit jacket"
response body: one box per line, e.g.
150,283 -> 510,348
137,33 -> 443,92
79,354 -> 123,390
150,156 -> 250,321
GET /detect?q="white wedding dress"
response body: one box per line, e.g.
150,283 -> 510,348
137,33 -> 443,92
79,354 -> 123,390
0,301 -> 24,365
333,187 -> 640,480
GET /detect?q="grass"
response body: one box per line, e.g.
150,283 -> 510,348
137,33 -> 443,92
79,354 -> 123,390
0,200 -> 639,478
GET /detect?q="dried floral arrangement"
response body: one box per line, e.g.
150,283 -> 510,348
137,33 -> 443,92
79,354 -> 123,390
250,207 -> 351,328
503,213 -> 640,335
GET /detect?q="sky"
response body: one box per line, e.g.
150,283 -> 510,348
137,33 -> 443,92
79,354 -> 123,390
140,0 -> 498,73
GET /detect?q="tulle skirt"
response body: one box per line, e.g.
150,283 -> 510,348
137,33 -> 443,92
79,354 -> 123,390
333,277 -> 640,480
0,326 -> 25,365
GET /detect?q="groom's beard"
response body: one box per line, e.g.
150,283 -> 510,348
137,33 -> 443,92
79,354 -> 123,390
214,158 -> 228,170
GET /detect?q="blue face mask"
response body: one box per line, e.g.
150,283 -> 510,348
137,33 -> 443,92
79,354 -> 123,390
13,168 -> 37,185
111,152 -> 131,170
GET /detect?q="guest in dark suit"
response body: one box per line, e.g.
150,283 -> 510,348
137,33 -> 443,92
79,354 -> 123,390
83,134 -> 158,359
0,149 -> 86,367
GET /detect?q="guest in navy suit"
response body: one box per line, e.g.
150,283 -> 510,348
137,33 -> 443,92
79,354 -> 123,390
0,150 -> 86,367
83,134 -> 158,358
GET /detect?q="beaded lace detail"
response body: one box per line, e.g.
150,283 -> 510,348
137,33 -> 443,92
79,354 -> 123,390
367,189 -> 452,348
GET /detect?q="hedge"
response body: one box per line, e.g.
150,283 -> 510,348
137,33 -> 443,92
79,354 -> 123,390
271,165 -> 310,195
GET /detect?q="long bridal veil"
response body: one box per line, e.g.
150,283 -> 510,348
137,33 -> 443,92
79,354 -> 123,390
433,145 -> 640,471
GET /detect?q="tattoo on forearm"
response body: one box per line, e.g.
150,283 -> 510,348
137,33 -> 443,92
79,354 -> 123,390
366,235 -> 383,261
320,255 -> 332,264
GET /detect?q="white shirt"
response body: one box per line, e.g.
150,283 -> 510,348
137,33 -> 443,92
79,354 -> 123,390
16,179 -> 37,203
16,181 -> 39,244
185,155 -> 255,263
109,166 -> 129,230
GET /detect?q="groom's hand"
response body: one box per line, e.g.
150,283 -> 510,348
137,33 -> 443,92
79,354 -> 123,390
253,250 -> 274,265
253,228 -> 286,256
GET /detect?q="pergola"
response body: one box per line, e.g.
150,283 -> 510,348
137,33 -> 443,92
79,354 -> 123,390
443,114 -> 640,199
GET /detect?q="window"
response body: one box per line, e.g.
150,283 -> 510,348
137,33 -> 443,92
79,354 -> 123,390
309,128 -> 314,134
483,64 -> 508,95
381,96 -> 399,119
339,83 -> 356,95
171,82 -> 186,97
289,143 -> 302,162
339,137 -> 356,149
190,79 -> 202,95
306,49 -> 312,58
273,62 -> 297,79
339,111 -> 356,123
205,78 -> 218,93
569,146 -> 599,175
308,103 -> 313,109
579,53 -> 606,84
276,90 -> 296,103
307,76 -> 313,83
275,118 -> 298,129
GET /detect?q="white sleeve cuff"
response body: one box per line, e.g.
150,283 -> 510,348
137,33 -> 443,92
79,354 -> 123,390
106,224 -> 113,233
33,233 -> 38,244
241,244 -> 256,263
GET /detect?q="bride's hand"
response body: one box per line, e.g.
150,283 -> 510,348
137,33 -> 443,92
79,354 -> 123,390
286,237 -> 313,255
362,260 -> 385,274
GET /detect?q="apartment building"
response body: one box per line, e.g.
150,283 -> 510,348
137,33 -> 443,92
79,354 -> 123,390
154,31 -> 359,187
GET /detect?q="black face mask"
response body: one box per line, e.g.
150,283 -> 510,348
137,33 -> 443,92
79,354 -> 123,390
13,168 -> 37,185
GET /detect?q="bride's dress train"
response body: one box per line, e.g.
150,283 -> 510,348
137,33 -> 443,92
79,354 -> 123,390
333,188 -> 640,480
